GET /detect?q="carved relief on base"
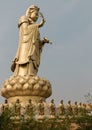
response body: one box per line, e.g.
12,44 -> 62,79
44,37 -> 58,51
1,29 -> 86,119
1,75 -> 52,100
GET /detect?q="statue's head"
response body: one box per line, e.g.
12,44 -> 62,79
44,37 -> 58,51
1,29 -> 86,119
51,99 -> 54,103
26,5 -> 40,22
79,102 -> 82,106
39,98 -> 43,103
83,103 -> 86,107
16,99 -> 20,103
29,99 -> 32,103
60,100 -> 63,104
5,99 -> 8,104
68,100 -> 71,104
74,101 -> 77,105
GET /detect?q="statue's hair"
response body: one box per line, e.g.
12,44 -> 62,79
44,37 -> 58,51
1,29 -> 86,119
26,5 -> 39,16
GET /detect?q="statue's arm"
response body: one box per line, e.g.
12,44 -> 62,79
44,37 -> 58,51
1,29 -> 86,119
38,12 -> 45,28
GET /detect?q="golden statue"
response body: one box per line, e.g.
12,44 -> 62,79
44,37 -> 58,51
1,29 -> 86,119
66,100 -> 73,115
1,5 -> 52,104
73,101 -> 78,116
78,102 -> 83,115
49,99 -> 56,116
11,5 -> 50,76
82,103 -> 87,115
14,99 -> 21,116
38,98 -> 45,116
59,100 -> 65,115
2,99 -> 9,112
26,99 -> 34,115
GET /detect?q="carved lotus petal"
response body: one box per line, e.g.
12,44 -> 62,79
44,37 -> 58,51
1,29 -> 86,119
3,84 -> 6,88
15,76 -> 20,81
28,84 -> 33,90
6,85 -> 12,91
9,79 -> 16,85
46,82 -> 51,87
34,84 -> 41,90
13,83 -> 20,90
33,76 -> 39,81
19,78 -> 25,84
16,83 -> 22,90
1,87 -> 6,94
39,80 -> 45,86
24,76 -> 29,81
42,85 -> 48,91
23,83 -> 29,90
4,80 -> 9,86
28,79 -> 37,85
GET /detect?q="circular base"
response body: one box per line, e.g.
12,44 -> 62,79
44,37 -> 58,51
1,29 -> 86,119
1,75 -> 52,101
8,96 -> 45,104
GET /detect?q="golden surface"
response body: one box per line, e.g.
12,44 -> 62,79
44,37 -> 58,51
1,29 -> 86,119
1,5 -> 52,103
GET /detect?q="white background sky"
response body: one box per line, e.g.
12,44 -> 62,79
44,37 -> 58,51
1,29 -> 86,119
0,0 -> 92,105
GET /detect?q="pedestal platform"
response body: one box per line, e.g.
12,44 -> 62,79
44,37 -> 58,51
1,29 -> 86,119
1,75 -> 52,103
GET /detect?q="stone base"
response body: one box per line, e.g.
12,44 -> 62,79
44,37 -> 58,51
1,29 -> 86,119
8,96 -> 45,104
1,75 -> 52,103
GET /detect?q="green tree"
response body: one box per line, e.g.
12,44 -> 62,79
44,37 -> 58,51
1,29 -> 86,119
0,110 -> 13,130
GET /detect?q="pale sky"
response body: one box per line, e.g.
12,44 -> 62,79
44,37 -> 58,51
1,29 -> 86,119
0,0 -> 92,105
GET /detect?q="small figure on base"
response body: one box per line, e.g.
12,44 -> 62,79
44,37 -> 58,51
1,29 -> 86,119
49,99 -> 56,119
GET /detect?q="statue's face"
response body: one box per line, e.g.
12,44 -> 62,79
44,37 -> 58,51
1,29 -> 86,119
30,10 -> 39,22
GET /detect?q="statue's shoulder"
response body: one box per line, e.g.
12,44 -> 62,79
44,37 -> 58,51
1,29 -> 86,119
18,15 -> 28,27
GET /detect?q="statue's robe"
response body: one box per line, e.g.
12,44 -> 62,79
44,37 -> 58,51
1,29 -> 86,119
11,16 -> 43,76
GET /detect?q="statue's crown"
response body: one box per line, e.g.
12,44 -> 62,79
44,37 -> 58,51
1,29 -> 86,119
29,5 -> 39,11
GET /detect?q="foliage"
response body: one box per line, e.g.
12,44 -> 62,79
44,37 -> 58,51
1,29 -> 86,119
73,115 -> 92,130
75,115 -> 92,124
0,110 -> 92,130
0,110 -> 13,130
